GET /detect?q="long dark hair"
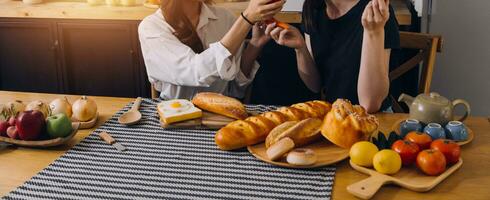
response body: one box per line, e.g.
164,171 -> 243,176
302,0 -> 326,33
161,0 -> 214,53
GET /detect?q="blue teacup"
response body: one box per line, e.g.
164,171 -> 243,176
423,123 -> 446,140
400,119 -> 423,138
445,121 -> 468,141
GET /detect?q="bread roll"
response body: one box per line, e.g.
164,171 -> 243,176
265,118 -> 323,148
265,121 -> 298,148
192,92 -> 248,120
266,137 -> 295,161
321,99 -> 379,149
287,148 -> 317,166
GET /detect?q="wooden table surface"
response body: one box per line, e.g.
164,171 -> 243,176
0,0 -> 411,25
1,91 -> 489,199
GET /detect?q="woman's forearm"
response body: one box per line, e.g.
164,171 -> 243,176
240,41 -> 263,77
296,45 -> 321,93
220,17 -> 253,56
358,30 -> 390,113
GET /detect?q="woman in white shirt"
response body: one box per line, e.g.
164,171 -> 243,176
139,0 -> 285,100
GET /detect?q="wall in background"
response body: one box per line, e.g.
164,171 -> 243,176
429,0 -> 490,116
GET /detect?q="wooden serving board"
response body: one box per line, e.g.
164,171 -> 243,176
247,138 -> 350,168
391,118 -> 474,146
347,159 -> 463,199
0,122 -> 80,148
161,111 -> 237,129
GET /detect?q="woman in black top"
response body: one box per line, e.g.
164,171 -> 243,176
266,0 -> 400,113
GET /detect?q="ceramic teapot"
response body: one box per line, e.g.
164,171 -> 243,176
398,92 -> 471,125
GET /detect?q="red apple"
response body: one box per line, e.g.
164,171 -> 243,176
6,126 -> 18,139
16,110 -> 45,141
0,121 -> 9,136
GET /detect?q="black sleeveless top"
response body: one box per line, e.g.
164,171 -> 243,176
305,0 -> 400,108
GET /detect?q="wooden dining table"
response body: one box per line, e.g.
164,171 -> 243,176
1,91 -> 489,199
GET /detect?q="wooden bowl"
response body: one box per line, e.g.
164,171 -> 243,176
248,138 -> 350,168
0,123 -> 80,148
391,118 -> 474,146
72,112 -> 98,129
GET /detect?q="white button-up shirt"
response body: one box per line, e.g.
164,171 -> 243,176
138,4 -> 260,100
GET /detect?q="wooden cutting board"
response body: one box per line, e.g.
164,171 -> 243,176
347,159 -> 463,199
160,111 -> 237,129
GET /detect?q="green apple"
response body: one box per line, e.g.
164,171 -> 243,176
46,113 -> 72,138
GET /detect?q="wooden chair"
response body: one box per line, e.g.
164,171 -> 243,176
389,31 -> 443,112
151,83 -> 159,99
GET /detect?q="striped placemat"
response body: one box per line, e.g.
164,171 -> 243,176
3,99 -> 336,200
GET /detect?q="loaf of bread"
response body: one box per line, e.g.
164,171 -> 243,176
265,118 -> 323,148
215,100 -> 331,150
191,92 -> 248,120
321,99 -> 379,149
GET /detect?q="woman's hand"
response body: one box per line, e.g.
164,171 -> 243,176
266,24 -> 306,49
250,23 -> 272,47
361,0 -> 390,34
244,0 -> 286,23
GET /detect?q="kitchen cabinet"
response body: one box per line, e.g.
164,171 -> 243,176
0,20 -> 61,93
57,22 -> 145,97
0,19 -> 150,97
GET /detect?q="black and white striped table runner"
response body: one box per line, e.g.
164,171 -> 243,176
4,99 -> 336,200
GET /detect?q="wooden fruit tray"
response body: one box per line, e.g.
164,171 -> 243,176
0,122 -> 80,147
347,159 -> 463,199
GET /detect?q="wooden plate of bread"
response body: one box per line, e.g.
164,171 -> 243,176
246,99 -> 378,168
248,139 -> 349,168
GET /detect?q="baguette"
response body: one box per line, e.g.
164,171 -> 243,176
192,92 -> 248,120
215,100 -> 332,151
260,111 -> 288,126
215,120 -> 261,150
276,107 -> 308,121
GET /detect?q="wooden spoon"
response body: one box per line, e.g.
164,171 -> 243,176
118,97 -> 142,125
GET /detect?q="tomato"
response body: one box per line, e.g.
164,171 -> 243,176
416,149 -> 447,176
430,139 -> 461,165
391,140 -> 420,166
405,131 -> 432,150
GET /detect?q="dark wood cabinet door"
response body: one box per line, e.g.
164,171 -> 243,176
57,22 -> 141,97
0,21 -> 61,93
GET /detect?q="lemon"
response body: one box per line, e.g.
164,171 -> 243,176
350,141 -> 379,167
373,150 -> 402,175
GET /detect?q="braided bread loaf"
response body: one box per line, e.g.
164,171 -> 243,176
215,100 -> 332,150
321,99 -> 379,149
